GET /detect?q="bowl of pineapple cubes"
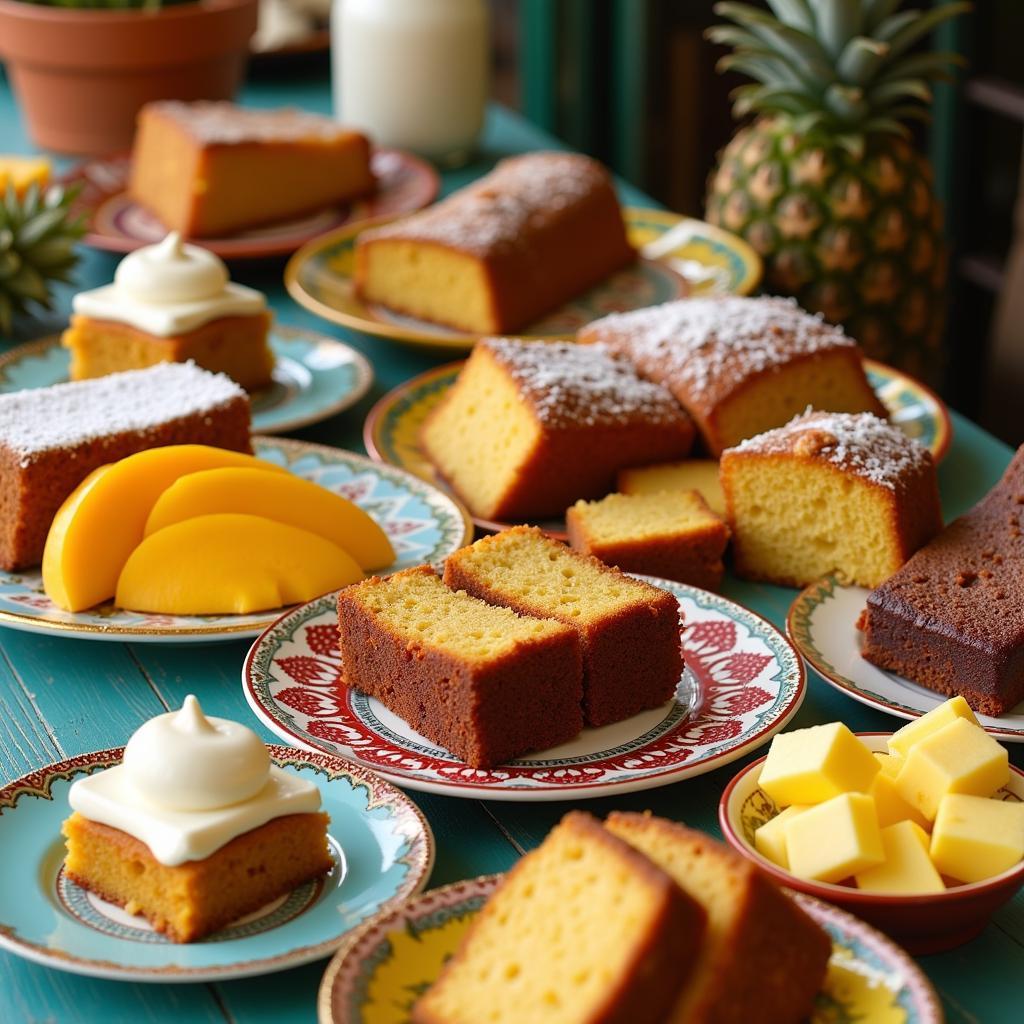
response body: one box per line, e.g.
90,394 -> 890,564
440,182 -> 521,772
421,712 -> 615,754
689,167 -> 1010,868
719,697 -> 1024,954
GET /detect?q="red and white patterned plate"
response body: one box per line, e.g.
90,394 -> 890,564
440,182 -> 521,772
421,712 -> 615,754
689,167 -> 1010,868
243,577 -> 805,801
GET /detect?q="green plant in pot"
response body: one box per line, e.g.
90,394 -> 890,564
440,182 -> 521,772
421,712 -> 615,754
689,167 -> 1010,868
704,0 -> 970,384
0,0 -> 260,155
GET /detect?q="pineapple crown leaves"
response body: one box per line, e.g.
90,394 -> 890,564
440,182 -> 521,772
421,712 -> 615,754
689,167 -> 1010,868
0,180 -> 86,336
708,0 -> 970,155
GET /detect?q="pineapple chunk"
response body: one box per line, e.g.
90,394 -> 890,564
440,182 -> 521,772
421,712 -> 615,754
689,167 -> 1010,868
785,793 -> 884,884
930,794 -> 1024,884
895,718 -> 1009,822
855,821 -> 944,895
753,805 -> 810,870
887,696 -> 979,759
758,722 -> 879,807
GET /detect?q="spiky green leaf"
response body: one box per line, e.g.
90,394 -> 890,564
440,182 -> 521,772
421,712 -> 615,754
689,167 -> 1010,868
863,0 -> 903,33
809,0 -> 863,59
824,83 -> 868,123
718,53 -> 807,89
877,3 -> 971,61
869,79 -> 933,106
837,37 -> 890,85
875,51 -> 964,85
765,0 -> 816,33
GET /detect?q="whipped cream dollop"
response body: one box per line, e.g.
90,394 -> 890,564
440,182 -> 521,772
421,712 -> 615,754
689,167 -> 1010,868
72,232 -> 266,336
69,695 -> 321,865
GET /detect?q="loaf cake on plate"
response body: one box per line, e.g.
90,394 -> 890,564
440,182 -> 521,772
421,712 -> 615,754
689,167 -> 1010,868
0,362 -> 250,572
354,152 -> 635,334
335,565 -> 584,767
721,411 -> 941,588
421,338 -> 694,521
130,101 -> 375,237
617,459 -> 727,517
580,295 -> 886,455
443,527 -> 684,727
859,444 -> 1024,716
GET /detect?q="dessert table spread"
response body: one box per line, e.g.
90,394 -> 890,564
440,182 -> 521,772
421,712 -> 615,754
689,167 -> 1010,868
0,71 -> 1019,1024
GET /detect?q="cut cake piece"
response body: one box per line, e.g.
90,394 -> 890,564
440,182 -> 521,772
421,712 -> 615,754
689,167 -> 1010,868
605,812 -> 831,1024
411,811 -> 705,1024
580,295 -> 887,455
0,362 -> 251,571
355,152 -> 635,334
443,527 -> 684,727
335,565 -> 584,768
566,490 -> 729,591
130,101 -> 375,237
720,410 -> 941,588
859,444 -> 1024,716
421,338 -> 694,521
617,459 -> 727,517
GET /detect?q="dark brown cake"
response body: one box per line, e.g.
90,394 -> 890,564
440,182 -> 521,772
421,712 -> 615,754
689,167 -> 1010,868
859,444 -> 1024,716
335,566 -> 584,768
0,363 -> 251,572
443,527 -> 684,727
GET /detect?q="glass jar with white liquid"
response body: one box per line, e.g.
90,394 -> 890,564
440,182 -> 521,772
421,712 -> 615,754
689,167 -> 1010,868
332,0 -> 489,167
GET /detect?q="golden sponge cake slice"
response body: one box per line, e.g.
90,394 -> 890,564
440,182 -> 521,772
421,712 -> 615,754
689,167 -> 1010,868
412,812 -> 705,1024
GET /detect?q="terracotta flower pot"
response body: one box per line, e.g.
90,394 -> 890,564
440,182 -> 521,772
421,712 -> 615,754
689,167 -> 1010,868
0,0 -> 259,155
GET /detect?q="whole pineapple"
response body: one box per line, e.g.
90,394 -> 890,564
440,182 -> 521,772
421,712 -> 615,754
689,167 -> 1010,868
705,0 -> 969,383
0,180 -> 85,336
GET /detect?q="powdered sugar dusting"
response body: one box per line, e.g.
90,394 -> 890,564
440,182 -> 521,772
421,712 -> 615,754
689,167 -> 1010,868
150,101 -> 365,145
731,410 -> 932,489
0,362 -> 246,463
584,296 -> 854,403
483,338 -> 687,429
362,153 -> 610,255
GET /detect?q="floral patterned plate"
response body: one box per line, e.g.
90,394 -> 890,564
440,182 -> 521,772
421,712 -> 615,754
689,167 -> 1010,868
62,148 -> 440,260
0,325 -> 374,435
0,746 -> 434,982
317,876 -> 942,1024
243,577 -> 805,801
0,438 -> 472,643
284,208 -> 761,351
364,358 -> 952,539
788,574 -> 1024,742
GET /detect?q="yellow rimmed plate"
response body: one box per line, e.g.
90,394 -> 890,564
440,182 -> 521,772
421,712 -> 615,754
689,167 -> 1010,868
364,358 -> 952,539
285,207 -> 762,351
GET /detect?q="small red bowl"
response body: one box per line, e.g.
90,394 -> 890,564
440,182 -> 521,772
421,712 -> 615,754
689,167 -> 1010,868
719,732 -> 1024,954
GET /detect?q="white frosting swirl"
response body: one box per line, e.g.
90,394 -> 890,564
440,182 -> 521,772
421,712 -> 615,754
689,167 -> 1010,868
69,695 -> 322,866
72,232 -> 266,336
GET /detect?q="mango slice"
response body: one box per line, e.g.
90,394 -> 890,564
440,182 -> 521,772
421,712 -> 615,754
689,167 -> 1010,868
116,513 -> 363,614
144,467 -> 394,571
43,445 -> 285,612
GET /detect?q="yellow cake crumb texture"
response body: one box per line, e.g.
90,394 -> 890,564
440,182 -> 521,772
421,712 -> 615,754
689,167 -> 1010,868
568,489 -> 722,544
617,459 -> 727,516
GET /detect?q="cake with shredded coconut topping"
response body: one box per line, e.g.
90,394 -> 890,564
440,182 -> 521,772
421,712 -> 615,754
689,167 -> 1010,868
354,152 -> 635,334
0,362 -> 250,571
579,295 -> 886,455
421,338 -> 694,521
720,410 -> 941,587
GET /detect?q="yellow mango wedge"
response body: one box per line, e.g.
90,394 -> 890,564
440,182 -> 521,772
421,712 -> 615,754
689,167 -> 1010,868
43,446 -> 286,612
116,513 -> 364,615
144,467 -> 395,571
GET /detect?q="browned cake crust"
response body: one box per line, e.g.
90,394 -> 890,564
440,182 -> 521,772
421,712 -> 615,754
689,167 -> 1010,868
580,296 -> 887,455
605,812 -> 831,1024
63,811 -> 332,943
0,369 -> 251,571
335,567 -> 584,767
412,812 -> 706,1024
860,444 -> 1024,716
356,153 -> 636,333
443,528 -> 684,727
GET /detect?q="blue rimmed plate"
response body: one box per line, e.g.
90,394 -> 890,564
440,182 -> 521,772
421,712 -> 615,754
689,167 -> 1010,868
0,437 -> 472,643
0,325 -> 374,435
316,876 -> 942,1024
244,576 -> 805,801
0,746 -> 434,982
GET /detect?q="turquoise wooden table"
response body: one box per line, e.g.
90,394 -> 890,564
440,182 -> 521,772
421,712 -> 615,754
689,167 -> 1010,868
0,69 -> 1020,1024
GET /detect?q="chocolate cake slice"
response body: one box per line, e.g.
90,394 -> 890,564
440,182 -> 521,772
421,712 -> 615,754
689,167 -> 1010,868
859,445 -> 1024,716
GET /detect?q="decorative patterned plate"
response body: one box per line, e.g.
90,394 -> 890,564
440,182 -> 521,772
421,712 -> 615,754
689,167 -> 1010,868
789,574 -> 1024,742
317,876 -> 943,1024
62,148 -> 440,260
243,576 -> 805,801
364,358 -> 952,539
0,326 -> 373,435
0,438 -> 472,643
284,208 -> 762,351
0,746 -> 434,982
